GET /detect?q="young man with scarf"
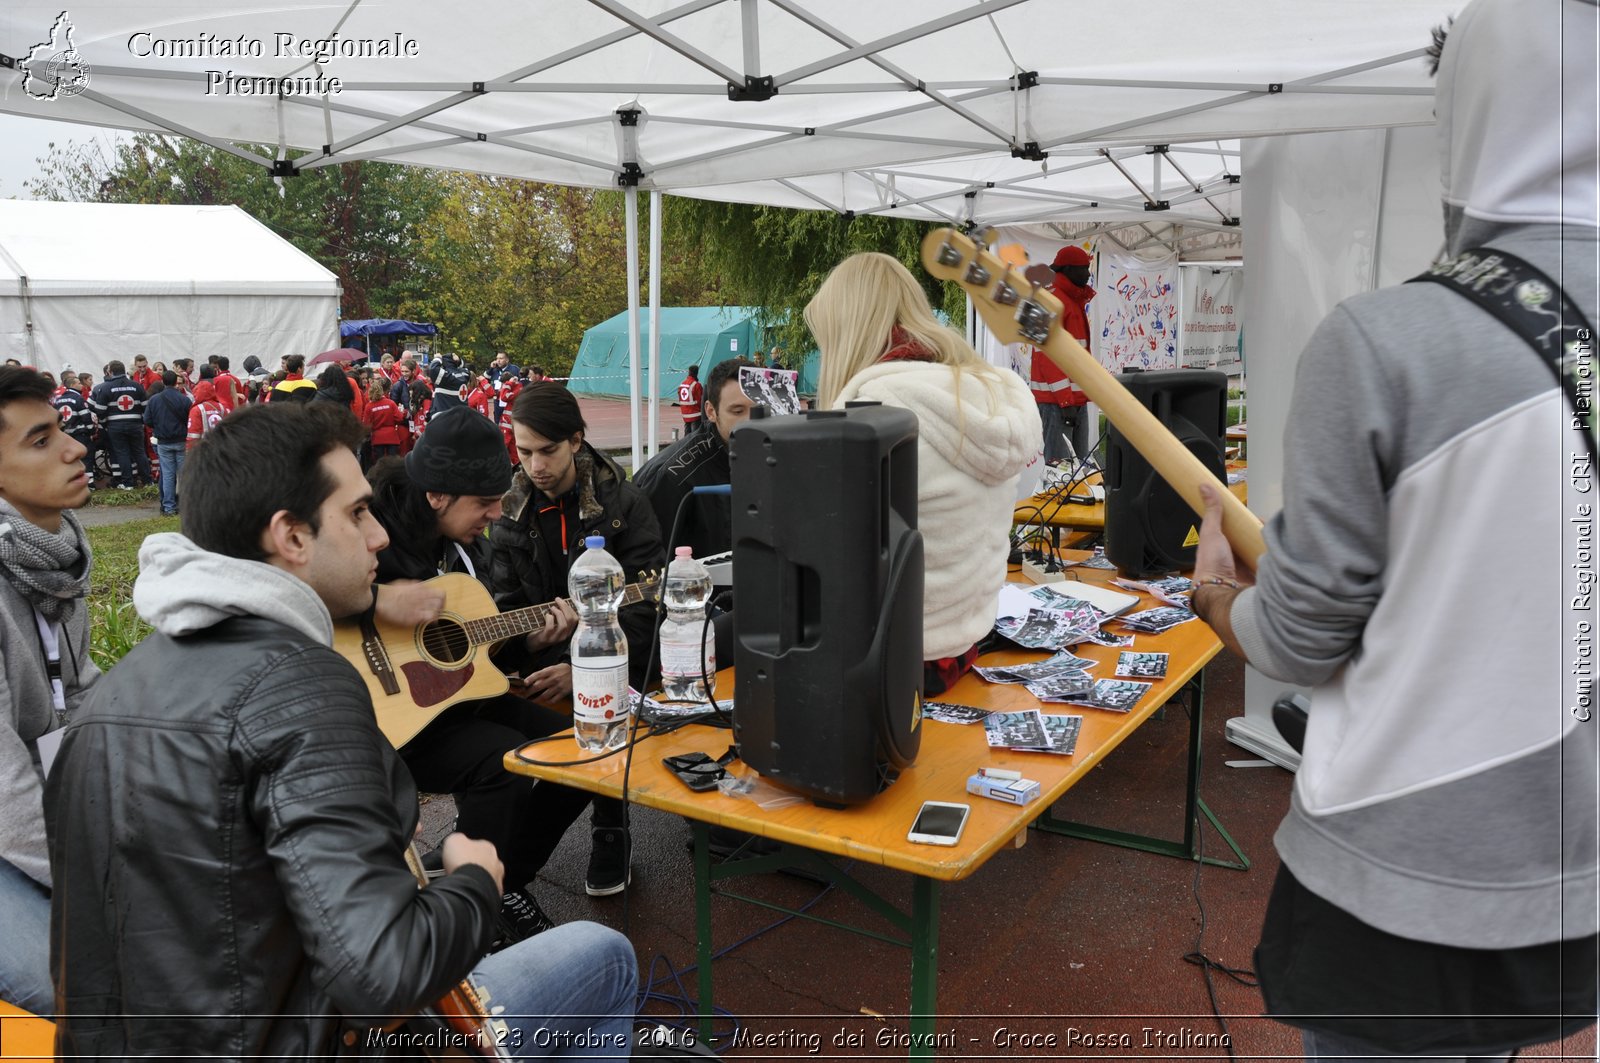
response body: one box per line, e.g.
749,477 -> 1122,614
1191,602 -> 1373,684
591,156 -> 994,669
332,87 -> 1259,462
489,383 -> 666,897
0,367 -> 98,1017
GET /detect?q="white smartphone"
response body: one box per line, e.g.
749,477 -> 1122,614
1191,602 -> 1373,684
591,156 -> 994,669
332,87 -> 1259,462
907,801 -> 970,846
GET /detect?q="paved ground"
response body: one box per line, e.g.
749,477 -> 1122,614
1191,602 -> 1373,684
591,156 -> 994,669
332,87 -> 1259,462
419,653 -> 1599,1060
75,496 -> 165,527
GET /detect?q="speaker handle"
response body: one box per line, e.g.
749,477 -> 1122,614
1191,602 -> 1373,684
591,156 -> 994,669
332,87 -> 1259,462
869,527 -> 925,770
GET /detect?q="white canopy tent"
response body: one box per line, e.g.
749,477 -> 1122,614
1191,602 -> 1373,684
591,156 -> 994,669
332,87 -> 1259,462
0,200 -> 339,376
1,0 -> 1444,460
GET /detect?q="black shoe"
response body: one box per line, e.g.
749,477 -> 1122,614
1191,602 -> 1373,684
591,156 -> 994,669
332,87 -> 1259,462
492,887 -> 554,951
585,828 -> 632,897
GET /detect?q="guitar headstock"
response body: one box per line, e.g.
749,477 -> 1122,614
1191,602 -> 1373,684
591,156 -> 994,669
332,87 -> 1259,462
627,569 -> 664,605
920,227 -> 1065,349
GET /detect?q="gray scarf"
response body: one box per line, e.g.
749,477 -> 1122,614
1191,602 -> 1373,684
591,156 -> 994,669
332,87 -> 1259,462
0,503 -> 92,624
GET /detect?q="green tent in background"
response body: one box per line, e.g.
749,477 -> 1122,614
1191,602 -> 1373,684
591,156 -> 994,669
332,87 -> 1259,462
568,306 -> 818,398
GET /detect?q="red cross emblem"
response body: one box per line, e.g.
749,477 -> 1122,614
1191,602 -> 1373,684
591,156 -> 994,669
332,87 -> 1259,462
58,405 -> 71,424
116,395 -> 135,411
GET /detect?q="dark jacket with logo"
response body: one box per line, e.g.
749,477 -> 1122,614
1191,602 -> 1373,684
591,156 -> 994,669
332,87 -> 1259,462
51,387 -> 95,441
89,374 -> 147,428
487,444 -> 665,688
631,427 -> 732,560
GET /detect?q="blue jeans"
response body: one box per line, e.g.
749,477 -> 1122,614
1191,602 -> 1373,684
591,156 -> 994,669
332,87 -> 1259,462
0,858 -> 53,1018
471,921 -> 637,1059
156,442 -> 186,514
1302,1028 -> 1511,1062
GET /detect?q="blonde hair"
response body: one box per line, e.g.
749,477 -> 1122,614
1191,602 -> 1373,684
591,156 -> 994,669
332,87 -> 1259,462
806,252 -> 1001,409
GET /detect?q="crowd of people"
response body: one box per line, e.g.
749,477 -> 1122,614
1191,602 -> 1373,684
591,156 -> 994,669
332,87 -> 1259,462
0,4 -> 1592,1055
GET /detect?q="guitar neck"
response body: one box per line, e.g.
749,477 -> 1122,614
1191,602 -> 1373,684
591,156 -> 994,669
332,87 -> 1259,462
919,228 -> 1265,570
461,585 -> 646,645
1033,329 -> 1265,569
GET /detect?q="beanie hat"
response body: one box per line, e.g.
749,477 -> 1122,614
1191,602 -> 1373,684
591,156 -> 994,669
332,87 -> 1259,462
1052,245 -> 1091,268
405,405 -> 512,495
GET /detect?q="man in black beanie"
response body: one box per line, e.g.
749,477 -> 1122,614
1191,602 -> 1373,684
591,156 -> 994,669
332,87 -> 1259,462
367,405 -> 591,946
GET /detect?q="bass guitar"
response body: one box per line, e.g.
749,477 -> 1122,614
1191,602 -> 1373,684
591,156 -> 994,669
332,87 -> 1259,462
333,571 -> 660,749
920,227 -> 1266,568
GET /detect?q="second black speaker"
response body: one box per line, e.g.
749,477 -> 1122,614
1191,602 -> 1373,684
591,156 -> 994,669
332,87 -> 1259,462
1103,368 -> 1228,578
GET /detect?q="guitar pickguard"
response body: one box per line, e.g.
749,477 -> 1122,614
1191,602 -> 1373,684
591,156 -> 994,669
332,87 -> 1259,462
400,661 -> 475,708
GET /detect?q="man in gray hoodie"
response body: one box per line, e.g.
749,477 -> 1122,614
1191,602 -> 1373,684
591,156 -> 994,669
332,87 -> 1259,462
1193,0 -> 1597,1058
0,366 -> 98,1017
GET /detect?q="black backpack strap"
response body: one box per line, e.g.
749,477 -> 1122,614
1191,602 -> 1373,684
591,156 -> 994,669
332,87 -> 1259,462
1409,247 -> 1595,462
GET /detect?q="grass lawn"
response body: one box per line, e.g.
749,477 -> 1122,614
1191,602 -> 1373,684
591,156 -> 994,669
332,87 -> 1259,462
85,514 -> 179,671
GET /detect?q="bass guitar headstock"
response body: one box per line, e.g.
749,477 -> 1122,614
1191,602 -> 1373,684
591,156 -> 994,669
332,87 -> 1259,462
921,227 -> 1065,350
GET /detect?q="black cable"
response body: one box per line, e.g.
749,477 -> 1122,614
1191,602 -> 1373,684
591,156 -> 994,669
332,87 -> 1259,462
1176,699 -> 1256,1060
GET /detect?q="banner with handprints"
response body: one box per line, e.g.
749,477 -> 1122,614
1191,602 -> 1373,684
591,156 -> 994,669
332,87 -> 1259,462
1095,260 -> 1180,371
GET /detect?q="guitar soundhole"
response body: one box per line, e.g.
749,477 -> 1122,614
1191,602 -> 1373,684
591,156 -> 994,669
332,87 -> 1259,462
419,618 -> 471,665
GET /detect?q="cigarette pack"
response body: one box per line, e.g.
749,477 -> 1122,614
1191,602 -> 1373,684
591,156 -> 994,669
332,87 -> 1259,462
966,772 -> 1041,806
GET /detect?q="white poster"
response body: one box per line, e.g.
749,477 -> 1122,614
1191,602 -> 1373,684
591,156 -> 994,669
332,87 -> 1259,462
1094,250 -> 1181,372
1180,267 -> 1243,372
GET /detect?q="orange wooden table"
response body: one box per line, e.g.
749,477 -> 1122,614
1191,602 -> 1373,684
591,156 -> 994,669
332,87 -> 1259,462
506,561 -> 1245,1054
0,1001 -> 54,1060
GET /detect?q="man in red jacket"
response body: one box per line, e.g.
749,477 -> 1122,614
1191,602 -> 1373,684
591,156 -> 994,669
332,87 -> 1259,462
1030,245 -> 1095,464
676,364 -> 704,435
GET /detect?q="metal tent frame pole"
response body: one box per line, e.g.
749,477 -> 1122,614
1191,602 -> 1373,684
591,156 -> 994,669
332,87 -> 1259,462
648,188 -> 662,460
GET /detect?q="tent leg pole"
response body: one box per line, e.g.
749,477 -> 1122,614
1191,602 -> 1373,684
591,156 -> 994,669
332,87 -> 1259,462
625,186 -> 642,472
648,189 -> 663,461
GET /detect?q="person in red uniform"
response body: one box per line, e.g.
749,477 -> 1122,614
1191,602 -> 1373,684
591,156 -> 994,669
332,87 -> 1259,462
185,379 -> 227,450
362,382 -> 407,464
1030,245 -> 1095,464
676,364 -> 704,435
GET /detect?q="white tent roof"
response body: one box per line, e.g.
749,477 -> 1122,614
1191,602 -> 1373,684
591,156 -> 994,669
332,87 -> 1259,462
0,201 -> 339,296
1,1 -> 1441,221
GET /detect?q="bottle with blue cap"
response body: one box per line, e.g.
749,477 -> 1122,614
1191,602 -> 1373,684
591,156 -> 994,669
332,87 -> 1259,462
568,535 -> 630,752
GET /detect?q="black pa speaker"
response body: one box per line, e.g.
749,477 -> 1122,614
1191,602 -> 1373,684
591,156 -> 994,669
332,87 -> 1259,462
1104,369 -> 1228,578
730,404 -> 924,807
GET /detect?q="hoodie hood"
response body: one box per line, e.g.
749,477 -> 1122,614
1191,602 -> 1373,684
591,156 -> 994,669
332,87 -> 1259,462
133,532 -> 333,645
191,380 -> 218,404
1438,0 -> 1598,252
834,361 -> 1041,486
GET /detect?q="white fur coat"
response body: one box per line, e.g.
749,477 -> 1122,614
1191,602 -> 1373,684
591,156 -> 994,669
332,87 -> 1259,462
834,361 -> 1041,659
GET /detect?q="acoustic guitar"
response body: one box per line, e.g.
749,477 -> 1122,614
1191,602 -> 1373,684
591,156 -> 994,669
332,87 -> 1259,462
333,571 -> 660,749
920,228 -> 1266,568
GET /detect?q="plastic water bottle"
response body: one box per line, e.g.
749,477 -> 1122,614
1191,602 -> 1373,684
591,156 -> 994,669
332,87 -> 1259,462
569,536 -> 630,752
659,547 -> 715,701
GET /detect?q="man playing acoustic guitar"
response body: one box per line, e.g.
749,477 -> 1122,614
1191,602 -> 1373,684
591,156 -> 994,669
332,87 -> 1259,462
47,401 -> 637,1058
367,404 -> 610,942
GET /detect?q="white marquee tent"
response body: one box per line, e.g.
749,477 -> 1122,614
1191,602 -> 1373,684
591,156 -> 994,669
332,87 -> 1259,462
0,200 -> 340,376
1,0 -> 1459,762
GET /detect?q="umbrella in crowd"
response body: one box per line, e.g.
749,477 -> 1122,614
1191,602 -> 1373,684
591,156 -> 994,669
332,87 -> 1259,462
308,347 -> 367,367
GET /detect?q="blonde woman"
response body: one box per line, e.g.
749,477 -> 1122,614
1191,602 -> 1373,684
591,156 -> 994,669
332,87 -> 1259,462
807,252 -> 1042,694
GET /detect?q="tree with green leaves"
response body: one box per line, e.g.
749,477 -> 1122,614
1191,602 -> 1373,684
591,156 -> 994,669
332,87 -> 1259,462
664,197 -> 960,355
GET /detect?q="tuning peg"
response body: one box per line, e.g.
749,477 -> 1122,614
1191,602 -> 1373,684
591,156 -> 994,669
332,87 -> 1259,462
964,260 -> 991,287
1015,295 -> 1053,345
992,275 -> 1019,306
936,239 -> 964,268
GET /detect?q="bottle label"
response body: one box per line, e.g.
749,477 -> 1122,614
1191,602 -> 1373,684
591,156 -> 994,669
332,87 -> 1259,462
660,635 -> 714,680
571,656 -> 630,723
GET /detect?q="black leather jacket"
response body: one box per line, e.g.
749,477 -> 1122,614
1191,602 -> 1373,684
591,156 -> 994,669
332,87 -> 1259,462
487,444 -> 665,688
47,615 -> 499,1058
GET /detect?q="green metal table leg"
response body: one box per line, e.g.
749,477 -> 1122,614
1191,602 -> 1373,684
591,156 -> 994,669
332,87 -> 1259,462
1033,670 -> 1249,870
692,820 -> 715,1043
908,876 -> 939,1060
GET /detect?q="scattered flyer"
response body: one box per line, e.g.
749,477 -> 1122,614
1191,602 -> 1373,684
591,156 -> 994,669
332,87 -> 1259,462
923,701 -> 992,725
985,709 -> 1051,749
997,606 -> 1100,650
1069,678 -> 1151,713
1118,606 -> 1198,634
975,651 -> 1098,686
1111,575 -> 1196,607
1116,651 -> 1170,678
1025,671 -> 1095,703
1082,627 -> 1136,648
1078,552 -> 1117,570
1012,713 -> 1084,756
